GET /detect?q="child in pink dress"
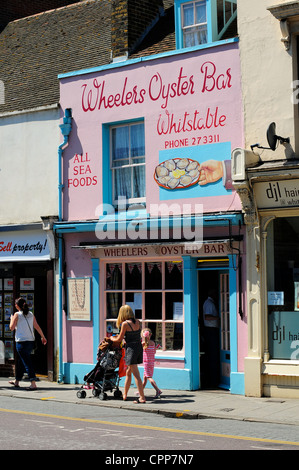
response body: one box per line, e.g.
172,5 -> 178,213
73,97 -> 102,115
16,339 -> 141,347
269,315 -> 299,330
141,328 -> 162,399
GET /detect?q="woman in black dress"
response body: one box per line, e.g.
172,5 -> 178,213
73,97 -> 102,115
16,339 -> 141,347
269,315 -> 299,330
109,305 -> 146,403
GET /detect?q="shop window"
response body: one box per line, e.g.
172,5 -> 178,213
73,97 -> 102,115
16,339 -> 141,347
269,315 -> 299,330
0,265 -> 14,361
105,261 -> 183,351
267,217 -> 299,360
175,0 -> 237,49
110,121 -> 145,207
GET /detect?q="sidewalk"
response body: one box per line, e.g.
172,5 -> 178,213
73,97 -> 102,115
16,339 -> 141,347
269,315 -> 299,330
1,377 -> 299,426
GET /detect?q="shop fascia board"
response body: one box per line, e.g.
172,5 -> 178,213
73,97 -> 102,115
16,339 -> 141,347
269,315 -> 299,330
247,164 -> 299,184
0,223 -> 43,232
53,213 -> 243,234
72,239 -> 233,251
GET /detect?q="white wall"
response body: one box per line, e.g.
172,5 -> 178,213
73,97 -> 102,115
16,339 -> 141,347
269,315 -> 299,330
0,107 -> 60,224
237,0 -> 295,159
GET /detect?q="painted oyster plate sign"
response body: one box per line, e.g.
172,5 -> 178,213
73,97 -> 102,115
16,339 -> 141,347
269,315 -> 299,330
154,158 -> 200,189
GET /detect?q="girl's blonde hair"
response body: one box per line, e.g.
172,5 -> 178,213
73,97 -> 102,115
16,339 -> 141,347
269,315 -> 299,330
116,304 -> 135,329
141,328 -> 152,349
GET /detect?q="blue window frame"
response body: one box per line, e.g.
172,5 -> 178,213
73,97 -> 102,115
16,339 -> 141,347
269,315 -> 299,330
102,119 -> 145,208
175,0 -> 237,50
182,1 -> 208,48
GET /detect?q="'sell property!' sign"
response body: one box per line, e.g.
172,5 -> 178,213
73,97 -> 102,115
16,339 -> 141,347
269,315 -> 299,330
254,179 -> 299,208
0,231 -> 51,261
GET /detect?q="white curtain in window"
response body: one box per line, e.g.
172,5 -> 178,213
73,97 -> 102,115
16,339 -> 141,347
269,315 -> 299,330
183,3 -> 194,27
183,1 -> 207,47
112,123 -> 145,202
114,167 -> 131,201
112,127 -> 129,162
131,123 -> 145,157
133,165 -> 145,198
195,1 -> 206,24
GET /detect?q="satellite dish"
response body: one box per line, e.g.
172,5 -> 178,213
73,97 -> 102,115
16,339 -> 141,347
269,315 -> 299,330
266,122 -> 278,151
267,122 -> 290,151
251,122 -> 290,152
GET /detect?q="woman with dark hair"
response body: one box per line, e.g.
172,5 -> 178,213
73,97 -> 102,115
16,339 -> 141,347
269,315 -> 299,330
9,297 -> 47,390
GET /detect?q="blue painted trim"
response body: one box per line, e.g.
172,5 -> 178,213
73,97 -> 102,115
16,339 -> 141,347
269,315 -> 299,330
58,235 -> 64,383
174,0 -> 183,49
227,254 -> 245,395
53,213 -> 243,234
230,372 -> 245,395
206,0 -> 213,43
102,124 -> 111,206
91,258 -> 100,363
58,38 -> 239,79
175,0 -> 213,48
58,109 -> 72,221
196,257 -> 245,395
182,255 -> 199,390
175,0 -> 214,45
102,118 -> 145,207
61,253 -> 245,394
229,254 -> 238,376
63,362 -> 192,389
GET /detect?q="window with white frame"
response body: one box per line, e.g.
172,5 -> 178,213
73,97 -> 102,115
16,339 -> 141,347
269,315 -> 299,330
110,121 -> 145,206
182,1 -> 207,47
104,260 -> 184,351
176,0 -> 237,49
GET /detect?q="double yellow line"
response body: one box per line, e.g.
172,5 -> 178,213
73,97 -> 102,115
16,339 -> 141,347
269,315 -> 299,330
1,407 -> 298,447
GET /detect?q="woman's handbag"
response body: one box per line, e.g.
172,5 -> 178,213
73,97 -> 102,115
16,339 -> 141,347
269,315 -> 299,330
24,315 -> 37,354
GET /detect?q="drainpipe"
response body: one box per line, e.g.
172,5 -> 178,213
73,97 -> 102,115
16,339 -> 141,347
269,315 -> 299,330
58,108 -> 72,221
57,108 -> 72,383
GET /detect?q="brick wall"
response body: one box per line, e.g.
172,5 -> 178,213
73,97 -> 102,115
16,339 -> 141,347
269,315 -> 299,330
111,0 -> 129,58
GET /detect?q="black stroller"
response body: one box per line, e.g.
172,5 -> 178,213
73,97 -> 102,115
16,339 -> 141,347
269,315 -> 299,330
76,339 -> 124,400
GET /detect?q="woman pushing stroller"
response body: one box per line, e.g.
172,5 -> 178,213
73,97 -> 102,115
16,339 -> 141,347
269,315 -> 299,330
108,305 -> 146,404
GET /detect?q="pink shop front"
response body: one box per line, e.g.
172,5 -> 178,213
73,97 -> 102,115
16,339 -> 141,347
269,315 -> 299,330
55,39 -> 247,393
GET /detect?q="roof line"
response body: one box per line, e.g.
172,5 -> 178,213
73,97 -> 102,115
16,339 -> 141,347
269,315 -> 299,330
58,37 -> 239,79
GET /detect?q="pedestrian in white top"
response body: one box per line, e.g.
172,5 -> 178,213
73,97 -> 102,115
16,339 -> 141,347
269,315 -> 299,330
9,297 -> 47,390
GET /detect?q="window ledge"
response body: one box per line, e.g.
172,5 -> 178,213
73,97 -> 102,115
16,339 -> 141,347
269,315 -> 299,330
156,352 -> 185,361
176,37 -> 238,55
265,359 -> 299,364
263,359 -> 299,376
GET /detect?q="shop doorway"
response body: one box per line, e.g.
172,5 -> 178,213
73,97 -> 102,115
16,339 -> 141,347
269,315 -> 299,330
15,262 -> 53,378
198,269 -> 230,389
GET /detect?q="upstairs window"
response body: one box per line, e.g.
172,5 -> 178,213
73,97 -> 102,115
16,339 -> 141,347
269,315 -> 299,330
175,0 -> 237,50
110,121 -> 145,206
182,1 -> 207,47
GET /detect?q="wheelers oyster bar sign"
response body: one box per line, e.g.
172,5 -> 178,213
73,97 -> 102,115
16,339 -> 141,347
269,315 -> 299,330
254,179 -> 299,208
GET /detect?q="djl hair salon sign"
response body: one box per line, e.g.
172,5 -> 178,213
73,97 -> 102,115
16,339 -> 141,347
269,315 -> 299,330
254,179 -> 299,209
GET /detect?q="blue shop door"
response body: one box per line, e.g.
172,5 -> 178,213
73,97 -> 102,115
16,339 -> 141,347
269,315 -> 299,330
219,272 -> 230,389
